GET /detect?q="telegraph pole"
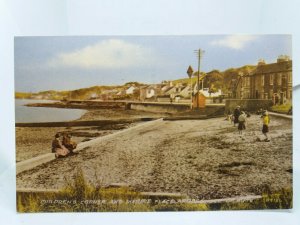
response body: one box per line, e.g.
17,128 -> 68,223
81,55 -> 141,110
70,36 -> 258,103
194,49 -> 205,108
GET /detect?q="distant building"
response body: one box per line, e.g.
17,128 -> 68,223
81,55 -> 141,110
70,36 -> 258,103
179,86 -> 192,98
89,93 -> 98,99
116,90 -> 126,96
161,85 -> 173,94
140,85 -> 162,101
238,56 -> 292,104
165,83 -> 186,99
125,86 -> 136,95
199,88 -> 222,98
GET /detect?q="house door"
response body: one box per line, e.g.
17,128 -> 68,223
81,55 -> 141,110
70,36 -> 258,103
280,92 -> 284,104
264,93 -> 268,99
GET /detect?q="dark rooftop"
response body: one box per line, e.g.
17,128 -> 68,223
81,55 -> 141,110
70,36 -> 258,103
254,60 -> 292,74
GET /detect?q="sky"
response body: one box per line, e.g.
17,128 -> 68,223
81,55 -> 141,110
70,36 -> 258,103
14,35 -> 292,92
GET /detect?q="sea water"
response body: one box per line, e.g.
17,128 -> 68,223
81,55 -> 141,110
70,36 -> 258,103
15,99 -> 87,123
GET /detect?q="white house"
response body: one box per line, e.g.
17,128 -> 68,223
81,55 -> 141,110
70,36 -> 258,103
179,86 -> 192,98
193,84 -> 223,98
166,83 -> 186,99
125,86 -> 136,95
146,87 -> 155,98
89,93 -> 99,99
140,85 -> 162,101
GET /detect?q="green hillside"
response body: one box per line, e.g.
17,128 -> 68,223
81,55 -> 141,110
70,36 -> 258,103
15,83 -> 144,100
15,65 -> 256,100
173,65 -> 256,93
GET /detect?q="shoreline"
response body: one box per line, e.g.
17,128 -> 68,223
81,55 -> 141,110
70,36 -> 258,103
17,115 -> 292,200
15,107 -> 170,162
24,100 -> 125,110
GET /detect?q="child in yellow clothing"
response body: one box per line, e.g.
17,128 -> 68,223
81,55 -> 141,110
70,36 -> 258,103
262,110 -> 270,142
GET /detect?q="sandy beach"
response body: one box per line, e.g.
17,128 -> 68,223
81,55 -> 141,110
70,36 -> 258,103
16,114 -> 292,200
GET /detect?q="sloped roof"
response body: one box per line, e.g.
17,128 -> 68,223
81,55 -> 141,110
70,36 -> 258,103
254,60 -> 292,74
162,86 -> 173,93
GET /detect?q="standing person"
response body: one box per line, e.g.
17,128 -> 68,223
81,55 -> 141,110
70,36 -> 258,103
233,106 -> 241,127
52,133 -> 70,158
287,106 -> 292,115
261,110 -> 270,142
238,111 -> 246,135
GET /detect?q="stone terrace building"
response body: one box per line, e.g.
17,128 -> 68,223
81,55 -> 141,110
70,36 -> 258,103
240,56 -> 292,104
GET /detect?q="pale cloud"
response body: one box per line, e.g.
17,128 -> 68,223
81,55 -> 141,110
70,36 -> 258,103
210,35 -> 258,50
48,39 -> 160,69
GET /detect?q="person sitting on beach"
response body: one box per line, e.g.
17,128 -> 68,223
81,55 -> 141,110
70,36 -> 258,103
238,111 -> 247,135
52,133 -> 70,158
261,110 -> 270,142
62,133 -> 77,153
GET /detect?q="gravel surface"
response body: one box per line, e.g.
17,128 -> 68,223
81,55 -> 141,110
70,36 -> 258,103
16,108 -> 167,162
17,115 -> 292,200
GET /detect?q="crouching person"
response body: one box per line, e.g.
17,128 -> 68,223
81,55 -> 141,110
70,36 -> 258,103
52,133 -> 69,158
62,133 -> 77,153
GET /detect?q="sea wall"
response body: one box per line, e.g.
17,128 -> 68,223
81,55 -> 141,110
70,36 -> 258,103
225,99 -> 273,113
26,100 -> 125,109
15,119 -> 148,127
129,102 -> 225,116
129,103 -> 190,113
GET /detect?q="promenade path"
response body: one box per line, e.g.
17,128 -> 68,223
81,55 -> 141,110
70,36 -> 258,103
17,115 -> 292,199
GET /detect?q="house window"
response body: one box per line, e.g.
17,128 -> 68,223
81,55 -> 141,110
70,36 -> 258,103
277,73 -> 282,85
261,75 -> 264,86
270,74 -> 273,85
282,74 -> 287,85
288,72 -> 292,83
244,77 -> 250,87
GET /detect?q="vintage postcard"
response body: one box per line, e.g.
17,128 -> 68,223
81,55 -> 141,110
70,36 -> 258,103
15,35 -> 292,212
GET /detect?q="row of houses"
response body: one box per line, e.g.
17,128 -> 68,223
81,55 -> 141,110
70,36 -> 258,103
90,55 -> 292,104
129,82 -> 223,102
91,81 -> 222,102
234,55 -> 292,104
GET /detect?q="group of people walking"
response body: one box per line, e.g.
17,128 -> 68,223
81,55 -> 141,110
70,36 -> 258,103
52,133 -> 77,158
231,105 -> 270,142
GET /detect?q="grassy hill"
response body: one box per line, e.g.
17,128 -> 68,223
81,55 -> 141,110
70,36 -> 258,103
15,65 -> 256,100
172,65 -> 256,93
15,83 -> 144,101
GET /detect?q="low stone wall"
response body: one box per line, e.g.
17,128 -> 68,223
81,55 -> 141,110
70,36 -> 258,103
16,119 -> 135,127
130,102 -> 225,116
130,103 -> 190,113
16,119 -> 164,174
225,99 -> 273,113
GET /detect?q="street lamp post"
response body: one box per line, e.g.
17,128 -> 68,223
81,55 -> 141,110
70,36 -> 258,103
187,65 -> 194,109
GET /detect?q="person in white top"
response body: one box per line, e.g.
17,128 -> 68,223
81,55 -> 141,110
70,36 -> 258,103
238,111 -> 247,135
